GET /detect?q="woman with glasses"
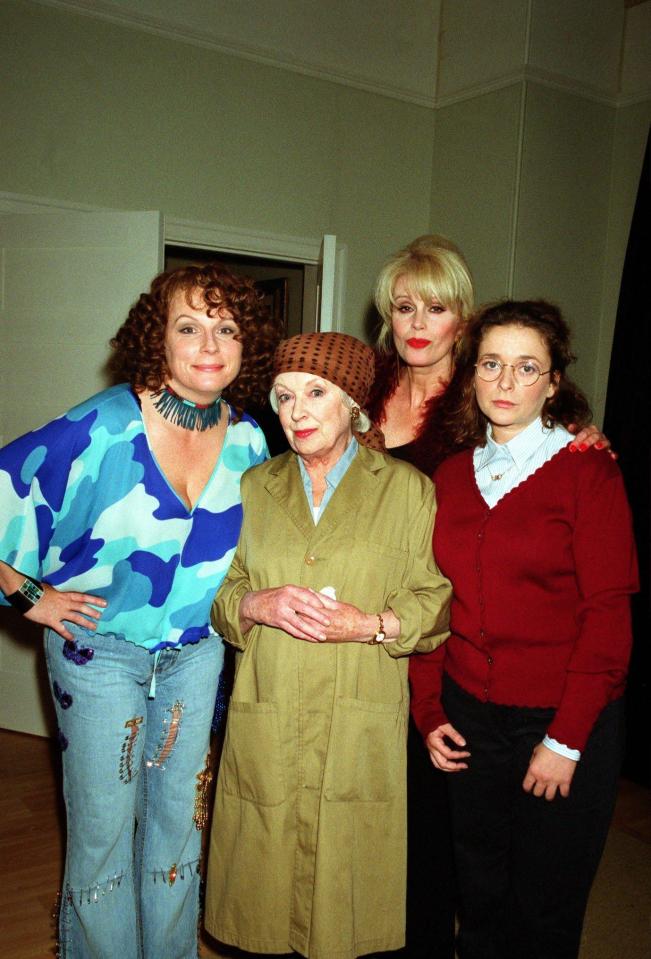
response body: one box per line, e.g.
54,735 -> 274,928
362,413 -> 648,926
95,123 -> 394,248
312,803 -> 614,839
368,239 -> 610,959
409,299 -> 638,959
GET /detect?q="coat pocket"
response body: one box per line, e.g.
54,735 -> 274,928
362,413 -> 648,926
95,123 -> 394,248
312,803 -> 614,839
219,701 -> 286,806
323,698 -> 405,803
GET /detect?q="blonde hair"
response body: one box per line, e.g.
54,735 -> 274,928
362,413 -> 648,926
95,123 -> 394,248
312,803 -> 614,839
374,234 -> 475,351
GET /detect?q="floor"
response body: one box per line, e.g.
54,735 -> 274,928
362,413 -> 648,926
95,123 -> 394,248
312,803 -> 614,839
1,728 -> 649,959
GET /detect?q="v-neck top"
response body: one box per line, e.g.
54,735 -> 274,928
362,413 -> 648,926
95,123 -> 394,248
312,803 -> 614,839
473,419 -> 573,507
0,384 -> 268,650
297,437 -> 358,523
409,443 -> 637,751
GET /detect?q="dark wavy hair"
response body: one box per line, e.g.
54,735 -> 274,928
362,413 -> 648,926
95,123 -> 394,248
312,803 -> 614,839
109,263 -> 281,412
429,299 -> 592,454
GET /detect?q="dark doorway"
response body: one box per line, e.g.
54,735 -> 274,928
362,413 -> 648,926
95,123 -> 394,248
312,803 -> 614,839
165,245 -> 317,339
602,129 -> 650,787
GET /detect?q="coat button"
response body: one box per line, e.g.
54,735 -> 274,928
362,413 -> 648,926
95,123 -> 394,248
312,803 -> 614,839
487,656 -> 494,665
305,555 -> 316,566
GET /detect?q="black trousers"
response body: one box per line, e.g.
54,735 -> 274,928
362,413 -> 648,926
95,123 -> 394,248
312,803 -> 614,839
442,675 -> 625,959
384,717 -> 457,959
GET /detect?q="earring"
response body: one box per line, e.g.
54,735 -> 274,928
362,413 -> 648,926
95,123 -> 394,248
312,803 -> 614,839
350,405 -> 360,422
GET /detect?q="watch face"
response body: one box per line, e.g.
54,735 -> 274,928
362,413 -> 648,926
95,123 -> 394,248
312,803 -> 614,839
21,579 -> 44,604
376,631 -> 386,643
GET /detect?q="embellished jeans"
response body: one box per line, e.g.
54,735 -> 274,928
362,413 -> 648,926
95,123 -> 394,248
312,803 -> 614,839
44,625 -> 223,959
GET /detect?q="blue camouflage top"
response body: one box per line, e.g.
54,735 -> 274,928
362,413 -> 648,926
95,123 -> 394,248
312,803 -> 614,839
0,384 -> 268,651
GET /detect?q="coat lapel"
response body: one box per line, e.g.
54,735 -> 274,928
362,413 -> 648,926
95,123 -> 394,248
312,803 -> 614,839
264,452 -> 315,540
264,446 -> 387,544
315,446 -> 385,540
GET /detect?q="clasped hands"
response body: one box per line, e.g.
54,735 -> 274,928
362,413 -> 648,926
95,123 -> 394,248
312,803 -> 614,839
239,585 -> 378,644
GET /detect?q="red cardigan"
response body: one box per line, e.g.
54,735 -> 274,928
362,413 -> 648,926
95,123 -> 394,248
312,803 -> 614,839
409,446 -> 638,751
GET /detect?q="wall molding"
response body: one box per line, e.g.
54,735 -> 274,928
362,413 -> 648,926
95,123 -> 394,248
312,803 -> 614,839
0,192 -> 322,263
165,217 -> 322,263
435,64 -> 631,110
31,0 -> 650,111
31,0 -> 438,109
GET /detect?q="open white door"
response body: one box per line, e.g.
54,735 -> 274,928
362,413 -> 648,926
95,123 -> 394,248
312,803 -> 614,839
0,209 -> 163,735
0,210 -> 163,445
316,234 -> 346,333
316,234 -> 336,332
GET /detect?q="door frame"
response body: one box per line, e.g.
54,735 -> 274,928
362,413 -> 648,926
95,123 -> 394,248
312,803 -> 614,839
0,191 -> 318,259
0,192 -> 345,329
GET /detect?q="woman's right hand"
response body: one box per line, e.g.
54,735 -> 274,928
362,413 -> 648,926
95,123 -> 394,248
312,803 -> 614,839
425,722 -> 471,772
239,586 -> 331,643
24,583 -> 107,642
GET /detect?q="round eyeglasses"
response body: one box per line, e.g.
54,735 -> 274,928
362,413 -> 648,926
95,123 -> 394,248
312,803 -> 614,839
475,359 -> 551,386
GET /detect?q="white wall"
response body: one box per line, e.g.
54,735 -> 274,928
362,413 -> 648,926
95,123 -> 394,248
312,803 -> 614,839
1,0 -> 649,734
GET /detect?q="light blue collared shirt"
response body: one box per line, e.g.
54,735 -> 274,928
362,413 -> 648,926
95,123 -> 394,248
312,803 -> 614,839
474,418 -> 573,509
298,436 -> 359,524
473,418 -> 580,761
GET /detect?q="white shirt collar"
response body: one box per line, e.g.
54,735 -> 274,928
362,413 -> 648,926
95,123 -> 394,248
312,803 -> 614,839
478,418 -> 552,471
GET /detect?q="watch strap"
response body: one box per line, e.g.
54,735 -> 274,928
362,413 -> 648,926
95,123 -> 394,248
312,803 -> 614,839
6,576 -> 45,614
368,613 -> 386,645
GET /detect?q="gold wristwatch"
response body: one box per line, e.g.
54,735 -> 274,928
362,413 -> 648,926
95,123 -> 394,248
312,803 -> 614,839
368,613 -> 386,645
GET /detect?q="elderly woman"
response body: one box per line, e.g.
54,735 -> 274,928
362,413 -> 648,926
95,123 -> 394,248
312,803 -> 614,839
409,300 -> 637,959
204,331 -> 452,959
0,263 -> 279,959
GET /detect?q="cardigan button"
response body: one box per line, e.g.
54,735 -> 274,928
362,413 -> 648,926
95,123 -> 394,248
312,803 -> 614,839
305,555 -> 316,566
487,656 -> 494,665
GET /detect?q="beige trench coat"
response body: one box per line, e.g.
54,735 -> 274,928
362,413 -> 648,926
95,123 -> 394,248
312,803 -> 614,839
205,446 -> 451,959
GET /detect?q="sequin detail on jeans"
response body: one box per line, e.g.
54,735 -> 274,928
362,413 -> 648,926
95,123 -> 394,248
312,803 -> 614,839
119,716 -> 143,784
53,680 -> 73,709
193,754 -> 213,830
64,872 -> 126,907
62,641 -> 95,665
146,700 -> 184,769
151,858 -> 200,886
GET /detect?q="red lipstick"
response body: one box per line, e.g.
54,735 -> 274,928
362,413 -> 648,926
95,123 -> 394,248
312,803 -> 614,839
406,338 -> 430,349
294,429 -> 317,439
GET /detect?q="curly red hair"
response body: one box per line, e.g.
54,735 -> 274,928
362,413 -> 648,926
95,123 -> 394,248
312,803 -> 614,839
109,263 -> 281,411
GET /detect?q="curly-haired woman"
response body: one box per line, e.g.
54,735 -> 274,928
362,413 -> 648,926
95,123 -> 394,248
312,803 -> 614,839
409,300 -> 638,959
0,263 -> 280,958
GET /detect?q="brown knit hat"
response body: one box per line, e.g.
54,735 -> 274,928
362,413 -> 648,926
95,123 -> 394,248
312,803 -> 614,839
273,332 -> 375,408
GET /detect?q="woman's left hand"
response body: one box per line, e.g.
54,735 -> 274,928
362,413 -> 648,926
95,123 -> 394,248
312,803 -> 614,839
568,423 -> 615,459
313,596 -> 374,643
522,742 -> 577,801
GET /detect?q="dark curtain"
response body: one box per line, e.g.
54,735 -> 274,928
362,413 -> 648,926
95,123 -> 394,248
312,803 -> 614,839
602,127 -> 650,786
